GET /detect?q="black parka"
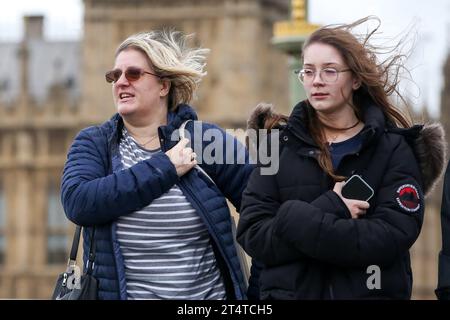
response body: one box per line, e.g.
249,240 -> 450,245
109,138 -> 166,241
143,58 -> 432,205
437,161 -> 450,299
237,99 -> 444,300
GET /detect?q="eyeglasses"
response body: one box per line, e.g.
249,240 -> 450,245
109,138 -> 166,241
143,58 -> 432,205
295,67 -> 351,84
105,67 -> 160,83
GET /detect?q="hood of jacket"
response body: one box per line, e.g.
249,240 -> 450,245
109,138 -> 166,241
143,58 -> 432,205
247,101 -> 446,197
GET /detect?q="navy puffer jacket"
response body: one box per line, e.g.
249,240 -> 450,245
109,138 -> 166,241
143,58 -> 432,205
61,104 -> 254,299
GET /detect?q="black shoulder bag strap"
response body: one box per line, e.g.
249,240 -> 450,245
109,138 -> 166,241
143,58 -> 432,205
68,225 -> 96,275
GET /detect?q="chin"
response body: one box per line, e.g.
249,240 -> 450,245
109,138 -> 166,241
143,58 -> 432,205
117,103 -> 137,116
309,101 -> 330,112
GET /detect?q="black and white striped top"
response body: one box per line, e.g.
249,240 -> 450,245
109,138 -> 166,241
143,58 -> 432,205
116,128 -> 226,300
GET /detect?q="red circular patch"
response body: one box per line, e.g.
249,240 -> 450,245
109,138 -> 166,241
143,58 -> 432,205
396,184 -> 420,212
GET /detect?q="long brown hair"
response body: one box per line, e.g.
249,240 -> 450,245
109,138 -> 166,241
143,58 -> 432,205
302,16 -> 414,181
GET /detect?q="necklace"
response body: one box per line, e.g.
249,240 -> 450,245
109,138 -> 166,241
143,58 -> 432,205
132,133 -> 159,147
320,119 -> 361,131
322,120 -> 361,144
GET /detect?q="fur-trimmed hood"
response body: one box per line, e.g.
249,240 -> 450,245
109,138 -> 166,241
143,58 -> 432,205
247,103 -> 447,197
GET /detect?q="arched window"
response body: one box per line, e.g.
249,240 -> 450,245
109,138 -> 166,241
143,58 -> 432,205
47,182 -> 69,264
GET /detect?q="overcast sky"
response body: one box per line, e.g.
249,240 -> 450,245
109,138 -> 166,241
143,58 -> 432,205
0,0 -> 448,117
309,0 -> 450,118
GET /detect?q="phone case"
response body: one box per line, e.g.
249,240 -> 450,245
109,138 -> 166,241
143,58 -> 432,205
341,175 -> 374,201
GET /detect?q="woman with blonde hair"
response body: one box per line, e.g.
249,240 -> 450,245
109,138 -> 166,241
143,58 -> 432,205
61,30 -> 253,300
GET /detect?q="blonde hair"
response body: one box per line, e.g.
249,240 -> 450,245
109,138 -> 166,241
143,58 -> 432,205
116,30 -> 210,111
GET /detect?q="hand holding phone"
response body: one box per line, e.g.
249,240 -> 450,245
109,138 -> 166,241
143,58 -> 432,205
341,175 -> 374,201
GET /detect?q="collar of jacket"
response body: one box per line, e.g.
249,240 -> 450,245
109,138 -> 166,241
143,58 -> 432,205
246,98 -> 446,196
286,98 -> 389,149
286,99 -> 446,196
106,104 -> 198,151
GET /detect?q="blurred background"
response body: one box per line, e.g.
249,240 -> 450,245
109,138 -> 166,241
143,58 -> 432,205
0,0 -> 449,299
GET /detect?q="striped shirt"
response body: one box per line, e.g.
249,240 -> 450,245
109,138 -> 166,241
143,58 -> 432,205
117,128 -> 226,300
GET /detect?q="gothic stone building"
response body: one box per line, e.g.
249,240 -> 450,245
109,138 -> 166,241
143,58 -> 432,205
0,0 -> 291,299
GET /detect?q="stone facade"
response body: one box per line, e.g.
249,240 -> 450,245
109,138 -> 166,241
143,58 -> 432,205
0,16 -> 82,298
81,0 -> 291,126
0,0 -> 291,299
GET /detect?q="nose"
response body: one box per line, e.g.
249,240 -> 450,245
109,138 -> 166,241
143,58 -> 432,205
312,70 -> 324,86
114,71 -> 130,86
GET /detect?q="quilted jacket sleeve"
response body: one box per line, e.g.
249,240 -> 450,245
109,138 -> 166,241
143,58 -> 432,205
236,166 -> 307,266
198,124 -> 254,212
61,127 -> 179,226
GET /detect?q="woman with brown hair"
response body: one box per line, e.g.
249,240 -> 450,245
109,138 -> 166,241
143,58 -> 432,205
237,17 -> 446,299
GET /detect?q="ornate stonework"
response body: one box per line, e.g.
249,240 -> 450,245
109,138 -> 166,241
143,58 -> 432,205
81,0 -> 292,127
0,0 -> 292,298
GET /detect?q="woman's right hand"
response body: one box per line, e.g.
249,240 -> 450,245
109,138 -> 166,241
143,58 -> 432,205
333,181 -> 370,219
165,138 -> 197,177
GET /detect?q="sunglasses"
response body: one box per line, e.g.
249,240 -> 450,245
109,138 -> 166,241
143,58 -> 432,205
105,67 -> 160,83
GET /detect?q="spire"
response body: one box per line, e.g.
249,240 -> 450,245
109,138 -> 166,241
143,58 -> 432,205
273,0 -> 320,40
292,0 -> 306,21
271,0 -> 321,106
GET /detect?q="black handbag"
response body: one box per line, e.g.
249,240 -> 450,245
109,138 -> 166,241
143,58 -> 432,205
52,226 -> 98,300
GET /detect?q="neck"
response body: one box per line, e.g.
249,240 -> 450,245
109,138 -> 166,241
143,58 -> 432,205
123,108 -> 167,142
316,107 -> 359,132
315,107 -> 364,144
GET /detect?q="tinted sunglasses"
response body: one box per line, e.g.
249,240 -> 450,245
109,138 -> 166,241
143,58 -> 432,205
105,67 -> 160,83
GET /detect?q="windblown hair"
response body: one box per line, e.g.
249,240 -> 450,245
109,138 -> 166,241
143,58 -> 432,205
303,16 -> 415,181
116,30 -> 210,111
250,17 -> 416,181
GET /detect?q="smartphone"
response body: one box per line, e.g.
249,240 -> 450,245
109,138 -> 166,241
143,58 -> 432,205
341,175 -> 374,201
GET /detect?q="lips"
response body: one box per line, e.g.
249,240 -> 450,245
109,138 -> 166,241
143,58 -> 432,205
311,93 -> 329,100
118,92 -> 135,103
119,92 -> 135,99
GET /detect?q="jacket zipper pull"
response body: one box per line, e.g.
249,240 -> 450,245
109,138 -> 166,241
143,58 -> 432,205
62,272 -> 68,287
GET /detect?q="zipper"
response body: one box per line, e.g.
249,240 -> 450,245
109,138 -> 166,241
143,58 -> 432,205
329,283 -> 335,300
160,121 -> 234,274
161,122 -> 242,296
107,123 -> 130,300
334,149 -> 362,173
62,273 -> 68,287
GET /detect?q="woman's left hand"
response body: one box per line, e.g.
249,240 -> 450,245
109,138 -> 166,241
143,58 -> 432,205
333,181 -> 370,219
165,138 -> 197,177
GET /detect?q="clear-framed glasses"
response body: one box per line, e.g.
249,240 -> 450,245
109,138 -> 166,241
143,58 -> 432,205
295,67 -> 351,84
105,67 -> 160,83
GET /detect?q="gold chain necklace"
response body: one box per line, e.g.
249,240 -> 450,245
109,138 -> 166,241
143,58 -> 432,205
131,133 -> 159,147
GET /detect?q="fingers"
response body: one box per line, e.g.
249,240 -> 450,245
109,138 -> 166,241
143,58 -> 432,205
350,201 -> 369,219
351,210 -> 366,219
180,147 -> 195,164
333,181 -> 345,194
343,199 -> 370,219
165,138 -> 199,177
177,138 -> 190,149
169,138 -> 196,164
353,200 -> 370,210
